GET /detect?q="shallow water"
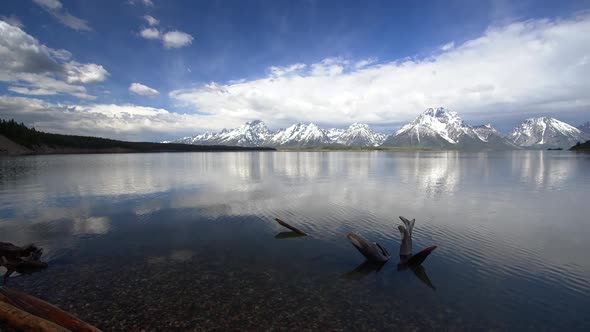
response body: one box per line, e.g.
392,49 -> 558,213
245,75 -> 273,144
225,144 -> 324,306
1,151 -> 589,331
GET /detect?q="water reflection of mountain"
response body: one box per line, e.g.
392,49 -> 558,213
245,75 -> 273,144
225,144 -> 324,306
1,152 -> 589,275
511,151 -> 578,190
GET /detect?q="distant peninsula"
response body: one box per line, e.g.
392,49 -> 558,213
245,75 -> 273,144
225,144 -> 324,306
0,119 -> 275,155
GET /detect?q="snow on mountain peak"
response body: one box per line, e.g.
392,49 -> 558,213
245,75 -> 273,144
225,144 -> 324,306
508,117 -> 588,148
334,123 -> 386,146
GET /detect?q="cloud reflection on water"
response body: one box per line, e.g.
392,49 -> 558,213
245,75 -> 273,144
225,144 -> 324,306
0,152 -> 589,279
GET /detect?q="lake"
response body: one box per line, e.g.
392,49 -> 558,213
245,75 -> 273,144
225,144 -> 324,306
1,151 -> 589,331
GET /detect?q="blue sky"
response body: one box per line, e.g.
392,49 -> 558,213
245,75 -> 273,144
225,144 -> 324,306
1,0 -> 589,141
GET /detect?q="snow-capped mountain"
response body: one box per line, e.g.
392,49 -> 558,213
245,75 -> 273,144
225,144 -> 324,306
332,123 -> 386,146
168,112 -> 586,149
266,122 -> 331,147
173,120 -> 271,146
508,117 -> 589,149
578,121 -> 590,134
473,124 -> 518,149
170,121 -> 387,147
326,128 -> 345,142
383,107 -> 491,148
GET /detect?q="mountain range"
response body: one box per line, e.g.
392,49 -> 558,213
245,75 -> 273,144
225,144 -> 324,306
169,108 -> 589,149
171,121 -> 386,147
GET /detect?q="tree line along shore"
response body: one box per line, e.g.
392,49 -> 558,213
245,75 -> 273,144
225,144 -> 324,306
0,119 -> 275,155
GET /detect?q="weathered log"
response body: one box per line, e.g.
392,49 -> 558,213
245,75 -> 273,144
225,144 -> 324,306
1,256 -> 48,285
0,243 -> 41,260
346,233 -> 391,263
405,246 -> 437,267
0,288 -> 102,332
274,218 -> 307,236
0,300 -> 70,332
398,216 -> 416,257
398,216 -> 415,236
274,231 -> 306,239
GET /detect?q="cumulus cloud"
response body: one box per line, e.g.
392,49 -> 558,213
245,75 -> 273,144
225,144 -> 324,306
64,62 -> 109,84
139,29 -> 193,49
143,15 -> 159,26
162,31 -> 193,48
138,23 -> 193,49
169,14 -> 590,129
139,27 -> 160,39
0,96 -> 223,141
0,21 -> 108,99
129,82 -> 160,97
33,0 -> 91,31
0,15 -> 24,28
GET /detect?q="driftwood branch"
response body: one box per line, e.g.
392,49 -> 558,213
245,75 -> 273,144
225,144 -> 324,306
275,218 -> 307,236
0,300 -> 70,332
405,246 -> 437,266
0,287 -> 102,332
0,242 -> 41,260
346,233 -> 391,263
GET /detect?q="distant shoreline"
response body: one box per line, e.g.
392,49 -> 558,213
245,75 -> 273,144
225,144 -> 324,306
1,119 -> 586,155
0,134 -> 275,157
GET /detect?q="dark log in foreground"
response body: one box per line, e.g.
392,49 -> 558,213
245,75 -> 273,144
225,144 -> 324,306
274,231 -> 306,239
1,257 -> 48,285
405,246 -> 437,267
1,242 -> 48,285
0,243 -> 40,260
0,288 -> 102,332
0,300 -> 70,332
346,233 -> 391,263
274,218 -> 307,236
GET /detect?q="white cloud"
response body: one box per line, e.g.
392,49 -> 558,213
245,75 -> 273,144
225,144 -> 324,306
162,31 -> 193,48
143,15 -> 159,26
139,28 -> 193,49
8,86 -> 57,96
354,57 -> 377,69
129,82 -> 160,97
169,14 -> 590,129
0,96 -> 226,141
64,62 -> 109,84
440,41 -> 455,51
0,15 -> 24,28
0,21 -> 107,99
32,0 -> 62,10
33,0 -> 91,31
269,63 -> 306,77
139,27 -> 160,39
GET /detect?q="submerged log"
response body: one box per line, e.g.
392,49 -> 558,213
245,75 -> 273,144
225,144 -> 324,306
1,256 -> 48,286
346,233 -> 391,263
274,231 -> 306,239
404,245 -> 437,267
0,243 -> 41,260
0,287 -> 102,332
0,242 -> 48,285
0,300 -> 69,332
274,218 -> 307,236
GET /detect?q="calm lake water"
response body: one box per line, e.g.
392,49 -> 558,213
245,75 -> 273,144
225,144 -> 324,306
1,151 -> 589,331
